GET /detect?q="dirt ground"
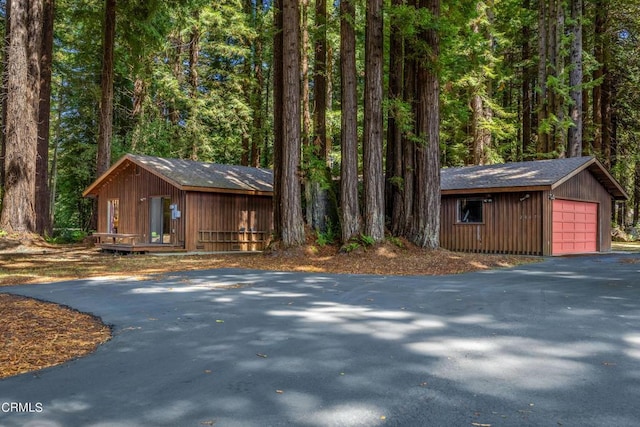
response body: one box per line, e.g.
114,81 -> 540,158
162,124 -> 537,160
1,235 -> 541,379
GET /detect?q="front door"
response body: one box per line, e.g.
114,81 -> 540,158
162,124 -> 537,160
150,197 -> 172,244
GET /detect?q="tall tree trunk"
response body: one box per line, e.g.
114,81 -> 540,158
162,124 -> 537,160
399,34 -> 416,237
592,0 -> 606,156
387,0 -> 405,234
188,19 -> 200,160
276,0 -> 305,247
567,0 -> 583,157
601,41 -> 613,167
537,0 -> 550,155
301,0 -> 311,146
308,0 -> 330,233
519,0 -> 535,160
469,2 -> 492,166
35,0 -> 54,236
0,0 -> 42,233
339,0 -> 361,243
250,0 -> 264,168
0,0 -> 9,190
96,0 -> 115,176
410,0 -> 440,249
272,0 -> 283,238
363,0 -> 385,242
521,0 -> 532,159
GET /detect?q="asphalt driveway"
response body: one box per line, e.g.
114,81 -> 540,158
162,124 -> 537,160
1,254 -> 639,427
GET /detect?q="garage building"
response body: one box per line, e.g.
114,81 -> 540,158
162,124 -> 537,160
440,156 -> 628,256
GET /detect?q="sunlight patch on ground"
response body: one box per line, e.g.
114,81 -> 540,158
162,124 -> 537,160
624,334 -> 640,360
406,336 -> 603,394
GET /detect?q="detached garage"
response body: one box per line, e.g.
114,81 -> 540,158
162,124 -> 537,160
440,156 -> 628,256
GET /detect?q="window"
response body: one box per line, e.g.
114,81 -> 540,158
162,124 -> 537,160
458,198 -> 483,223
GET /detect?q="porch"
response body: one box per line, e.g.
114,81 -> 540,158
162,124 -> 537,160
92,233 -> 186,254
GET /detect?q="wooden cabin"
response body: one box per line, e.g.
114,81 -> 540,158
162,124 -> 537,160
83,154 -> 273,253
440,156 -> 628,256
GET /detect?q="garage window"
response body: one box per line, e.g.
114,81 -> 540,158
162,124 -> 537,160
458,198 -> 483,223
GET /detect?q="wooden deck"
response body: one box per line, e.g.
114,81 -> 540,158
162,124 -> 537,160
92,233 -> 186,253
97,242 -> 187,254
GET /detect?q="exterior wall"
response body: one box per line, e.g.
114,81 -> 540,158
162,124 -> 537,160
440,191 -> 544,255
185,192 -> 273,251
94,162 -> 186,245
440,170 -> 615,255
552,169 -> 614,252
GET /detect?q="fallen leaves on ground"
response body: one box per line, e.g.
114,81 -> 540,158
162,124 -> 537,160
0,294 -> 111,379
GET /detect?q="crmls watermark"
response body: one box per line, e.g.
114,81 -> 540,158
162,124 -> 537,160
1,402 -> 44,413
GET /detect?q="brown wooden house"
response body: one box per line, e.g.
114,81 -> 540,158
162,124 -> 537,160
83,154 -> 273,253
440,156 -> 628,256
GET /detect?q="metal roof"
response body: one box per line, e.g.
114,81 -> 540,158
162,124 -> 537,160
441,156 -> 628,199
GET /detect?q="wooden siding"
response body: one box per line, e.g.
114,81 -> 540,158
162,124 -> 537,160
441,169 -> 615,255
440,192 -> 544,255
94,162 -> 186,246
185,192 -> 273,251
552,169 -> 613,252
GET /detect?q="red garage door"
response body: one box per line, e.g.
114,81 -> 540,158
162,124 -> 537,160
552,200 -> 598,255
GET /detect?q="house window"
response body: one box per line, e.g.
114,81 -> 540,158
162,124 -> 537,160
107,199 -> 120,233
458,198 -> 483,223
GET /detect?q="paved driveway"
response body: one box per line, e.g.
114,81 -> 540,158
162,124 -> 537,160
1,254 -> 639,427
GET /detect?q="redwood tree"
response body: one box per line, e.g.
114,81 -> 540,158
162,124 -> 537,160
96,0 -> 116,177
339,0 -> 361,243
363,0 -> 385,242
36,0 -> 54,235
409,0 -> 440,249
0,0 -> 43,233
274,0 -> 305,247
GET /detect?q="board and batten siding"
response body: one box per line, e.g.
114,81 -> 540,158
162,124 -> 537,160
551,168 -> 613,253
185,192 -> 273,251
440,192 -> 544,255
94,163 -> 186,245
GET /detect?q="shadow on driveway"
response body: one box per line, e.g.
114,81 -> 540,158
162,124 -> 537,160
1,253 -> 639,426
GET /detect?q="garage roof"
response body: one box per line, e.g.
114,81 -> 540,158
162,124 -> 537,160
441,156 -> 628,200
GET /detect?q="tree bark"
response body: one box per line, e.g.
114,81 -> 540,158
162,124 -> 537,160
96,0 -> 116,176
592,0 -> 606,156
363,0 -> 385,242
276,0 -> 305,247
35,0 -> 53,236
521,0 -> 532,159
1,0 -> 42,233
339,0 -> 361,243
308,0 -> 330,233
250,0 -> 264,168
272,0 -> 283,238
567,0 -> 583,157
387,0 -> 405,234
410,0 -> 440,249
188,19 -> 200,160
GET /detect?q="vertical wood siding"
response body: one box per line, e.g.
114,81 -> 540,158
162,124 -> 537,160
440,170 -> 615,255
440,192 -> 543,255
185,192 -> 273,251
95,163 -> 186,245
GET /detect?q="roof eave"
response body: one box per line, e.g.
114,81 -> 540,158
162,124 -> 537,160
183,186 -> 273,196
441,185 -> 551,195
